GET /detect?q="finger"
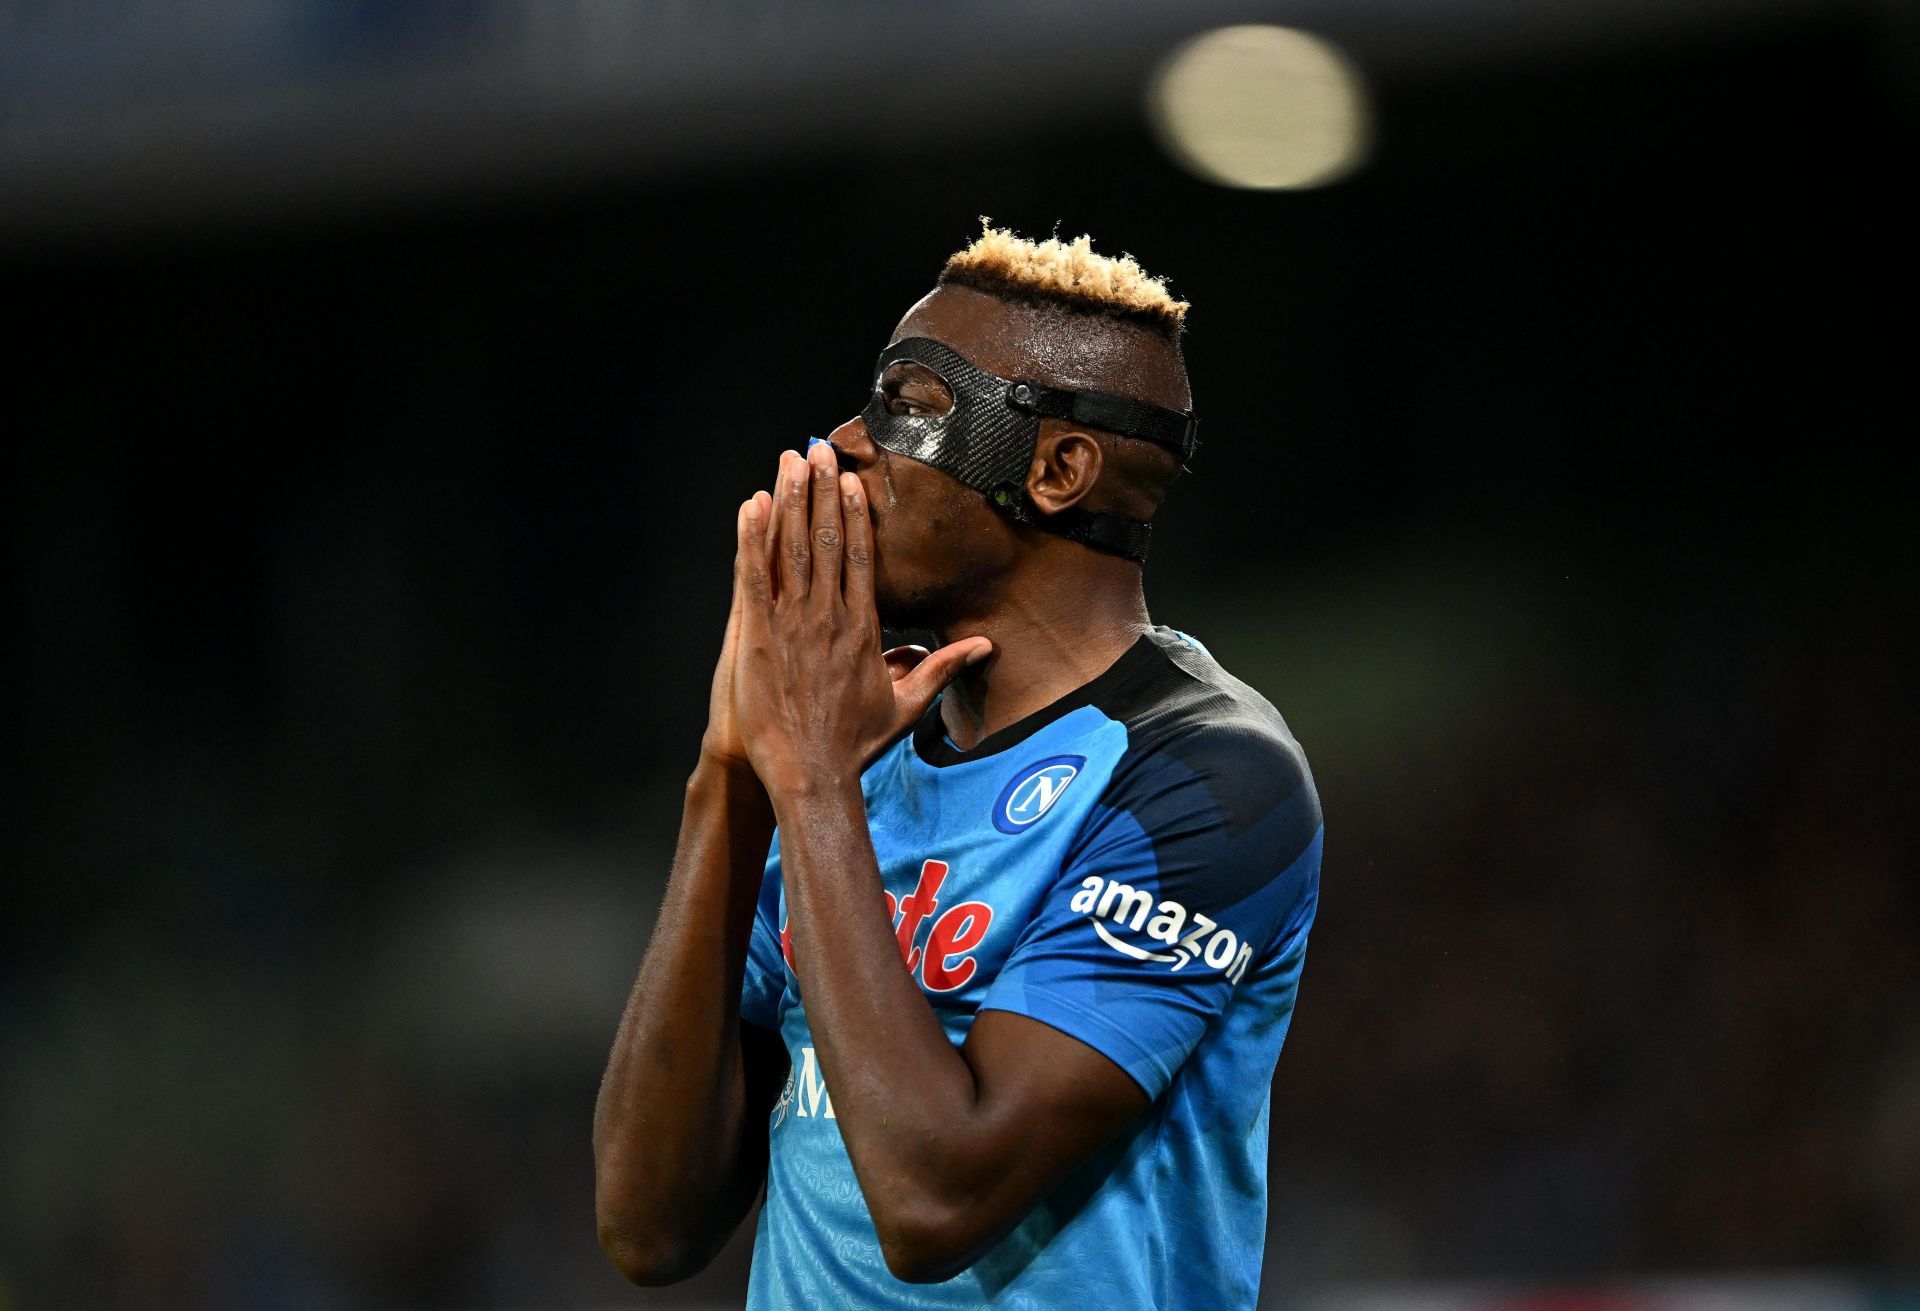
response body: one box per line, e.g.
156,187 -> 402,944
722,529 -> 745,641
746,488 -> 775,605
882,644 -> 930,683
761,468 -> 783,604
750,488 -> 775,605
752,490 -> 774,569
776,450 -> 810,597
840,471 -> 875,615
738,495 -> 773,612
807,441 -> 842,599
893,637 -> 993,720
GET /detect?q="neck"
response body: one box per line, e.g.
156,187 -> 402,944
933,552 -> 1151,751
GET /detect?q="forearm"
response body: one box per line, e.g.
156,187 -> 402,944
774,777 -> 999,1263
593,755 -> 779,1282
720,446 -> 1151,1282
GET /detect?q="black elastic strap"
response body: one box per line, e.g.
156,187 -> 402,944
1007,381 -> 1199,467
1061,508 -> 1154,561
990,483 -> 1154,563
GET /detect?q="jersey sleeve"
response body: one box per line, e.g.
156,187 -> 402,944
738,846 -> 786,1032
978,727 -> 1322,1099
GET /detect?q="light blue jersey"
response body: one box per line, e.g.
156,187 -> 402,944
739,628 -> 1323,1309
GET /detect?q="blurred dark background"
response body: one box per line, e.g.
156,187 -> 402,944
2,2 -> 1915,1308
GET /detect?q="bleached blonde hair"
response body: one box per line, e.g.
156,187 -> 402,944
938,220 -> 1190,335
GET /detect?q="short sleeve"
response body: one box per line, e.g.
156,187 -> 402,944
978,728 -> 1322,1098
739,848 -> 787,1033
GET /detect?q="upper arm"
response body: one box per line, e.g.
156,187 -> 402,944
876,1010 -> 1143,1282
980,726 -> 1321,1099
962,1012 -> 1148,1173
905,729 -> 1321,1277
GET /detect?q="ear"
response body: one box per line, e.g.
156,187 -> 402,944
1025,427 -> 1104,516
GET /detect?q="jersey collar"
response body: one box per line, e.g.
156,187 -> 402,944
910,629 -> 1167,768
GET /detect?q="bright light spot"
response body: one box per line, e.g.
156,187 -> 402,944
1149,25 -> 1372,190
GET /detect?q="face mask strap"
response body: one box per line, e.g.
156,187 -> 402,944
861,336 -> 1192,565
1005,380 -> 1199,471
985,480 -> 1155,561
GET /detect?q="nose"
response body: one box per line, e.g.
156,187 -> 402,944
825,414 -> 887,515
826,414 -> 880,472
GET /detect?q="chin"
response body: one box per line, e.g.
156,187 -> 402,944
876,590 -> 941,636
871,525 -> 1003,635
877,567 -> 998,638
875,568 -> 949,635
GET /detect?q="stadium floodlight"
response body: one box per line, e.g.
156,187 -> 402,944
1149,24 -> 1373,190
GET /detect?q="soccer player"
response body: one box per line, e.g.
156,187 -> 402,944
593,226 -> 1323,1309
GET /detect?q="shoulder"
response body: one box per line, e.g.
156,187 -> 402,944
1067,629 -> 1320,936
1059,625 -> 1328,921
1095,629 -> 1318,830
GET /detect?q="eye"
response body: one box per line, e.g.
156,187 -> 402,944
879,362 -> 954,418
886,392 -> 938,417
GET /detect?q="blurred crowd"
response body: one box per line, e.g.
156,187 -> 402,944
1259,555 -> 1917,1290
4,515 -> 1912,1309
3,9 -> 1911,1307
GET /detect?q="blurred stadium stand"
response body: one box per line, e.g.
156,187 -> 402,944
2,0 -> 1905,236
1,2 -> 1914,1309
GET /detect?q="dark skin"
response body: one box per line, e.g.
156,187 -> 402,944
593,285 -> 1191,1284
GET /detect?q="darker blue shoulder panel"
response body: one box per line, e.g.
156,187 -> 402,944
1089,724 -> 1321,915
1080,626 -> 1323,913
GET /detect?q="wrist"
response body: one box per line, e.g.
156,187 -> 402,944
696,728 -> 752,771
688,750 -> 768,804
761,762 -> 863,811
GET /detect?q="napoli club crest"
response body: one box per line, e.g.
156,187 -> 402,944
993,755 -> 1086,835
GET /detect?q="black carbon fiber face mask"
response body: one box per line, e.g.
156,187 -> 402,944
858,336 -> 1199,564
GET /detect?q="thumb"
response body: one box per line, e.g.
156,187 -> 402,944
894,637 -> 992,717
881,644 -> 931,683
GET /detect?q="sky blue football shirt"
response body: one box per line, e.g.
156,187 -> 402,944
738,627 -> 1323,1309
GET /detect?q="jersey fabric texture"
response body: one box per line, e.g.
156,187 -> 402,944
739,626 -> 1323,1310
